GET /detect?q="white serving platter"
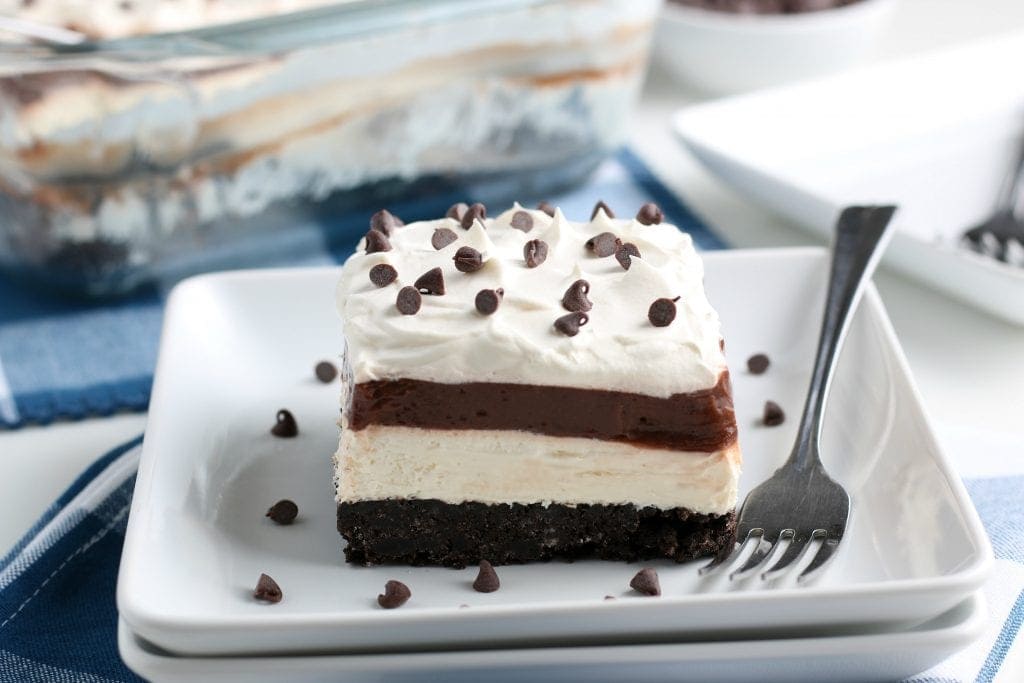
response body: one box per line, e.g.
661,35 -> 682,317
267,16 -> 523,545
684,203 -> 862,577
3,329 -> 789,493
117,250 -> 991,656
118,593 -> 986,683
673,30 -> 1024,325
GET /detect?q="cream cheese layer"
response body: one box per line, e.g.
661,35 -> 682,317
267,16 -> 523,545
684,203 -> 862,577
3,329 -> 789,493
334,425 -> 740,515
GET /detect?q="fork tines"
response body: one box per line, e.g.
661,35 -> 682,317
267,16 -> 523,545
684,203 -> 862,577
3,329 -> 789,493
700,528 -> 841,584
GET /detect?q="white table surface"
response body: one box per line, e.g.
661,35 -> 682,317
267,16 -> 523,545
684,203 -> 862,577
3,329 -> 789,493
2,0 -> 1023,678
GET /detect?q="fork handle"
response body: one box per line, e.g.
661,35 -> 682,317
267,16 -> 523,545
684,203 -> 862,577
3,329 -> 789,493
789,206 -> 897,470
997,133 -> 1024,217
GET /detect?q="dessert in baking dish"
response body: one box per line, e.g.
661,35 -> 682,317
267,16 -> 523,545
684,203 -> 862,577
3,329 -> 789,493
0,1 -> 660,294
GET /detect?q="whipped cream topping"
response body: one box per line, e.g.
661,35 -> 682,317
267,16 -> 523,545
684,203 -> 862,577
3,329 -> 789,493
336,206 -> 728,397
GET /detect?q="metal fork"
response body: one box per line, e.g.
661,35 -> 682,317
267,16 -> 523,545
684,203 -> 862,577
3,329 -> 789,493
962,134 -> 1024,266
701,205 -> 898,584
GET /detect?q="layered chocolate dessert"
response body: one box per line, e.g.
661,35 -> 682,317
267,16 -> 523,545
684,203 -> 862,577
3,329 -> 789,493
334,203 -> 741,567
0,1 -> 660,293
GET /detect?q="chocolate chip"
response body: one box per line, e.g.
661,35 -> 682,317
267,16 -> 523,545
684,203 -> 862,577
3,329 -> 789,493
369,209 -> 402,235
446,202 -> 469,222
414,267 -> 446,295
747,353 -> 770,374
562,279 -> 593,312
586,231 -> 620,257
524,239 -> 548,268
537,201 -> 556,217
266,499 -> 298,525
453,246 -> 484,273
368,264 -> 398,288
472,560 -> 501,593
604,595 -> 617,601
648,297 -> 678,327
253,573 -> 282,603
363,230 -> 391,254
378,580 -> 411,609
396,286 -> 422,315
763,400 -> 785,426
461,203 -> 486,230
510,211 -> 534,232
314,360 -> 338,383
615,242 -> 641,270
271,409 -> 298,437
475,288 -> 503,315
591,200 -> 615,220
636,202 -> 664,225
431,228 -> 458,250
630,568 -> 661,596
554,312 -> 589,337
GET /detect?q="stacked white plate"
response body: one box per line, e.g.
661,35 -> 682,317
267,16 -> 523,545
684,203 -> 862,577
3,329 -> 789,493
117,252 -> 993,681
674,30 -> 1024,326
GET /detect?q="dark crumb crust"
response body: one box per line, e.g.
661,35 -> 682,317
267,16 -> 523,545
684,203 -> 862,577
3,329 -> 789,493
337,499 -> 736,568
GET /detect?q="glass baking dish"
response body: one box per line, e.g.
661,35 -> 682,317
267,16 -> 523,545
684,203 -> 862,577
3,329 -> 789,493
0,0 -> 659,296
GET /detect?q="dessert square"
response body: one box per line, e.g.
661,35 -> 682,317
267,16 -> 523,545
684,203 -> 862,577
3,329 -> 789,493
334,202 -> 741,567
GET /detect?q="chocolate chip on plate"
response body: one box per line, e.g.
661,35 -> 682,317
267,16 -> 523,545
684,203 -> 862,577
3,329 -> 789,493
432,227 -> 458,250
747,353 -> 770,374
472,560 -> 501,593
369,209 -> 402,236
554,312 -> 589,337
510,211 -> 534,232
615,242 -> 641,270
368,263 -> 398,288
648,297 -> 679,327
396,286 -> 422,315
461,203 -> 487,230
266,499 -> 298,525
363,230 -> 391,254
314,360 -> 338,383
475,288 -> 503,315
763,400 -> 785,427
585,231 -> 620,257
378,580 -> 412,609
446,202 -> 469,222
453,246 -> 485,273
604,595 -> 617,601
629,568 -> 661,596
271,409 -> 298,438
524,239 -> 548,268
253,573 -> 283,603
635,202 -> 664,226
590,200 -> 615,220
414,267 -> 446,295
536,201 -> 556,217
562,279 -> 593,312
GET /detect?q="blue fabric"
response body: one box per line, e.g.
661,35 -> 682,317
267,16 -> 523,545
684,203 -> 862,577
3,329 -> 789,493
0,435 -> 1019,682
0,148 -> 722,429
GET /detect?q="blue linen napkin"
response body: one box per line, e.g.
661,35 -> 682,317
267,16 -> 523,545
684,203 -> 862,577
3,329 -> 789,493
0,149 -> 721,429
0,435 -> 1020,682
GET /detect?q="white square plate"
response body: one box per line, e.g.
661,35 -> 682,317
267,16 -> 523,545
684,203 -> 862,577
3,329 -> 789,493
117,250 -> 992,656
673,31 -> 1024,325
118,593 -> 986,683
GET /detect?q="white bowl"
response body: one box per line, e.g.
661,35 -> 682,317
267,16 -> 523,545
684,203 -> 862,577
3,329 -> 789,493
654,0 -> 897,94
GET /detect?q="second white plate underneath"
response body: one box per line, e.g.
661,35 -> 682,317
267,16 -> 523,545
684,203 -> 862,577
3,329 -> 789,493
118,593 -> 986,683
117,250 -> 991,656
